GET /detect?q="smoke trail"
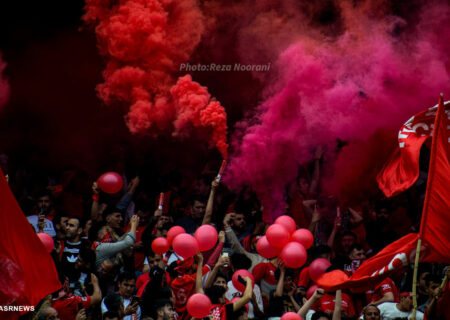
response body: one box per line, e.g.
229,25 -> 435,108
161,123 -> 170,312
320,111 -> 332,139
0,53 -> 10,109
83,0 -> 228,158
223,0 -> 450,222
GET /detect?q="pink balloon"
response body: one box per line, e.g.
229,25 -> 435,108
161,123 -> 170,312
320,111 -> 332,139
275,215 -> 296,234
151,237 -> 170,255
306,284 -> 319,299
281,312 -> 303,320
232,269 -> 255,292
187,293 -> 212,318
266,224 -> 290,248
194,225 -> 218,251
172,233 -> 199,258
291,228 -> 314,249
97,172 -> 123,194
256,236 -> 281,259
280,242 -> 307,268
309,258 -> 332,282
37,232 -> 54,253
167,226 -> 186,245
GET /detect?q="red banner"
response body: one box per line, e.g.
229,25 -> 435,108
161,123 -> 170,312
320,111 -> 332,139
0,169 -> 61,319
377,101 -> 450,197
319,95 -> 450,291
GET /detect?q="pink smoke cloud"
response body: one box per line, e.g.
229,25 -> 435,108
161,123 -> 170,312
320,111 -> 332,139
224,0 -> 450,222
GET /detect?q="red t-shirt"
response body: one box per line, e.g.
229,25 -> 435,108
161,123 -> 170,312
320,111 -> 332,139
171,265 -> 211,315
52,295 -> 91,320
136,272 -> 150,297
252,262 -> 277,294
312,292 -> 356,317
134,225 -> 146,271
298,267 -> 311,288
365,277 -> 398,304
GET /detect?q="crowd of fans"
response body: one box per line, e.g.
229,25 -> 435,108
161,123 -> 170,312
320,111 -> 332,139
2,151 -> 448,320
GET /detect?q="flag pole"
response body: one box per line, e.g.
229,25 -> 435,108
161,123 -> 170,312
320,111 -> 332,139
411,238 -> 422,320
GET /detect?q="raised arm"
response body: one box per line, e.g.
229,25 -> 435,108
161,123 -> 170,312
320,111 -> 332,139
327,207 -> 341,248
298,289 -> 324,318
202,179 -> 219,225
332,290 -> 342,320
274,263 -> 286,298
89,273 -> 102,305
232,277 -> 253,311
195,253 -> 204,294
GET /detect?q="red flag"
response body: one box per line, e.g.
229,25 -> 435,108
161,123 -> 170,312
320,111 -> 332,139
319,95 -> 450,291
418,94 -> 450,262
0,169 -> 61,319
377,101 -> 450,197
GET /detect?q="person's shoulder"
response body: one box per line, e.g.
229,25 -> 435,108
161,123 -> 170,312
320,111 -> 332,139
377,301 -> 396,310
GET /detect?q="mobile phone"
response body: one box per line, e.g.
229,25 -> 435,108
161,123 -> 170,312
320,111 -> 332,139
130,295 -> 140,305
222,252 -> 229,267
78,302 -> 83,311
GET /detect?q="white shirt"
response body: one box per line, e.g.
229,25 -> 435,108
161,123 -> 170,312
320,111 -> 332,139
226,281 -> 264,319
358,302 -> 424,320
27,215 -> 56,237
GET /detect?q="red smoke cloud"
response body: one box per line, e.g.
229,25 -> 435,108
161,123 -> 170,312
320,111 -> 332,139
83,0 -> 228,158
0,53 -> 10,109
222,0 -> 450,221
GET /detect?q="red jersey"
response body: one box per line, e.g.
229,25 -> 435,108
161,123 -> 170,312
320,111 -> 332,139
170,265 -> 211,315
134,225 -> 146,271
312,292 -> 356,317
136,272 -> 150,297
365,277 -> 399,304
297,267 -> 311,288
252,262 -> 277,295
52,295 -> 91,320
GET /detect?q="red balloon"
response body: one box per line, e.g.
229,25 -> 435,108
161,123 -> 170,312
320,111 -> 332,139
309,258 -> 332,282
306,284 -> 319,300
186,293 -> 212,318
256,236 -> 281,259
232,269 -> 255,292
281,312 -> 302,320
172,233 -> 199,259
275,215 -> 296,234
266,224 -> 290,248
291,228 -> 314,249
151,237 -> 170,255
194,225 -> 218,251
37,232 -> 54,253
280,242 -> 307,268
97,172 -> 123,194
167,226 -> 186,245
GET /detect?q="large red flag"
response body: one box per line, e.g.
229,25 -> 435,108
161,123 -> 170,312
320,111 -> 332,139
0,169 -> 61,319
377,100 -> 450,197
318,95 -> 450,291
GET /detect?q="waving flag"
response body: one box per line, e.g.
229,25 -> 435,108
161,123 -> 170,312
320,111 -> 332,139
318,95 -> 450,291
0,169 -> 61,319
377,100 -> 450,197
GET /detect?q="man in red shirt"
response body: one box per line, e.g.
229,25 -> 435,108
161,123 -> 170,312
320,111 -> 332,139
52,274 -> 102,320
252,259 -> 278,301
365,277 -> 398,306
170,255 -> 211,320
312,291 -> 356,318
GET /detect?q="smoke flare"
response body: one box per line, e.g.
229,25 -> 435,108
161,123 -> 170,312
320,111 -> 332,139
83,0 -> 228,158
